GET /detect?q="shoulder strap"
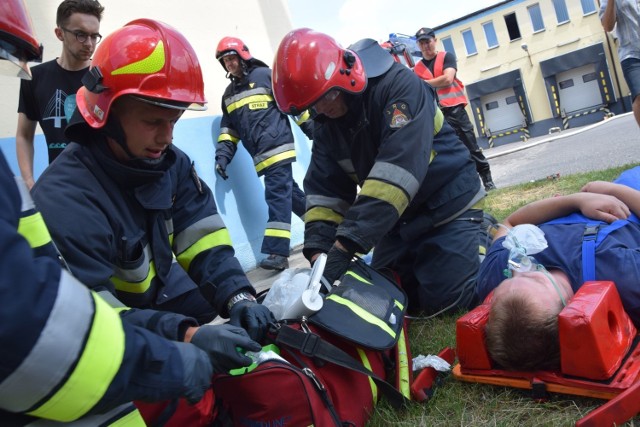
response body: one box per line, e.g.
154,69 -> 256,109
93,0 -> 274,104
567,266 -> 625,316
274,324 -> 410,408
433,51 -> 446,76
581,219 -> 634,282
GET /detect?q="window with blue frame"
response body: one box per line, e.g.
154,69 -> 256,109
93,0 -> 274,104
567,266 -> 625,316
528,4 -> 545,32
482,21 -> 499,48
441,37 -> 456,56
462,29 -> 477,56
580,0 -> 597,15
552,0 -> 570,24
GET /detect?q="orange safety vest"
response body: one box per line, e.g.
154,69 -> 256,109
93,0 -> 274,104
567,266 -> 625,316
414,51 -> 468,108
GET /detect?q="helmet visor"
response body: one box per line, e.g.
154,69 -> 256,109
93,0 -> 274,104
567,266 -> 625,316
0,47 -> 31,79
132,95 -> 207,111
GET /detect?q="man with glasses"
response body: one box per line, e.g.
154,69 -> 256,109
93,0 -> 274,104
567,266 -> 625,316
476,167 -> 640,371
16,0 -> 104,189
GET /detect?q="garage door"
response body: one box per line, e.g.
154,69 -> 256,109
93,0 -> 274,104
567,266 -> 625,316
481,88 -> 524,133
557,64 -> 602,114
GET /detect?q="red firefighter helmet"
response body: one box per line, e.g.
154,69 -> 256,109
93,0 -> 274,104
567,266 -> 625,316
0,0 -> 43,79
215,36 -> 252,69
272,28 -> 366,115
76,18 -> 206,129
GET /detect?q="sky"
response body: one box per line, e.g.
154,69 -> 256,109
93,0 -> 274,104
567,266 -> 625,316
287,0 -> 504,46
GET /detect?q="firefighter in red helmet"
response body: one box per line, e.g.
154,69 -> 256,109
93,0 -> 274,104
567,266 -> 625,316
29,20 -> 274,424
214,36 -> 312,271
33,18 -> 272,341
0,4 -> 260,426
273,29 -> 486,316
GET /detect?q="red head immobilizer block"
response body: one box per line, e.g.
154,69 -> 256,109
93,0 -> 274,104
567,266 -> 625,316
558,281 -> 636,380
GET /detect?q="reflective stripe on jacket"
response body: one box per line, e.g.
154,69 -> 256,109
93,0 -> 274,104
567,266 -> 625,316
32,142 -> 250,317
216,66 -> 298,176
414,51 -> 468,107
304,62 -> 481,256
1,153 -> 187,426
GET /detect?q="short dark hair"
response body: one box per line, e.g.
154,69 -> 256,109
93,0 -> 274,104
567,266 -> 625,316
56,0 -> 104,27
485,293 -> 561,371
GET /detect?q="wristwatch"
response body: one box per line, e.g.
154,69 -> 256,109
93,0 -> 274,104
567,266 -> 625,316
226,291 -> 256,312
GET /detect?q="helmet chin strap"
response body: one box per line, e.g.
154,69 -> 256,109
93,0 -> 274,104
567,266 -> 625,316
102,114 -> 168,170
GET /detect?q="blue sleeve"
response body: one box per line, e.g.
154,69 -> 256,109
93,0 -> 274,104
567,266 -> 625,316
476,236 -> 510,302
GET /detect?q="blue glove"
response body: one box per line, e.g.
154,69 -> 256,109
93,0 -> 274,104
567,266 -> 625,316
215,157 -> 229,180
229,300 -> 275,342
190,324 -> 261,374
323,244 -> 353,285
173,341 -> 214,403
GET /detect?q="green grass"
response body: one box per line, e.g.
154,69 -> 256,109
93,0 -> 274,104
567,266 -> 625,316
367,162 -> 640,427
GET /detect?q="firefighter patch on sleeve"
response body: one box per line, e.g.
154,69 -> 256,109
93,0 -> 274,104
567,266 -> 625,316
385,102 -> 411,129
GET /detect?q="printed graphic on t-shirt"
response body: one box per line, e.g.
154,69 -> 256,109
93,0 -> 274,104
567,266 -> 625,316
42,89 -> 74,129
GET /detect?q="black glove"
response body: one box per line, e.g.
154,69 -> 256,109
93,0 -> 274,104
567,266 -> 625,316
229,300 -> 275,342
190,324 -> 261,374
173,341 -> 214,404
215,157 -> 229,180
323,244 -> 353,285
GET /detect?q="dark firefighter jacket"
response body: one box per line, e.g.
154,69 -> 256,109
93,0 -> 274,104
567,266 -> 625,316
216,64 -> 312,176
32,140 -> 253,329
0,152 -> 193,425
304,61 -> 484,258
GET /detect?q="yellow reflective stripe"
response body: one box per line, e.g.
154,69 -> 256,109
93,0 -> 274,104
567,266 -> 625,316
433,107 -> 444,135
396,328 -> 411,398
305,206 -> 344,225
429,149 -> 436,163
28,293 -> 125,421
176,228 -> 232,271
112,41 -> 165,75
295,110 -> 311,125
227,94 -> 273,114
113,407 -> 146,426
218,133 -> 240,144
112,261 -> 156,294
345,270 -> 404,310
344,270 -> 372,285
17,211 -> 52,248
359,179 -> 410,216
356,348 -> 378,403
265,229 -> 291,239
255,150 -> 296,173
326,294 -> 396,338
479,245 -> 486,256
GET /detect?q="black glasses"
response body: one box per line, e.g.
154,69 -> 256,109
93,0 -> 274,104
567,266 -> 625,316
60,27 -> 102,44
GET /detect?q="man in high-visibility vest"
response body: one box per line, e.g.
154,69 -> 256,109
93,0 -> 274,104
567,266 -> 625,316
414,27 -> 497,192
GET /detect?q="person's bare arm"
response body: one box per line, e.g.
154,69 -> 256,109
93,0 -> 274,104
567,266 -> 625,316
492,192 -> 631,242
425,67 -> 456,88
16,112 -> 37,189
601,0 -> 617,32
582,181 -> 640,217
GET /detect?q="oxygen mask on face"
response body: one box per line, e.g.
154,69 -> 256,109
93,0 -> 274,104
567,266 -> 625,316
500,224 -> 548,278
500,224 -> 567,307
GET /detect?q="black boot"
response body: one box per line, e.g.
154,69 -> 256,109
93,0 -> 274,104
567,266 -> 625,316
259,254 -> 289,271
481,171 -> 497,191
